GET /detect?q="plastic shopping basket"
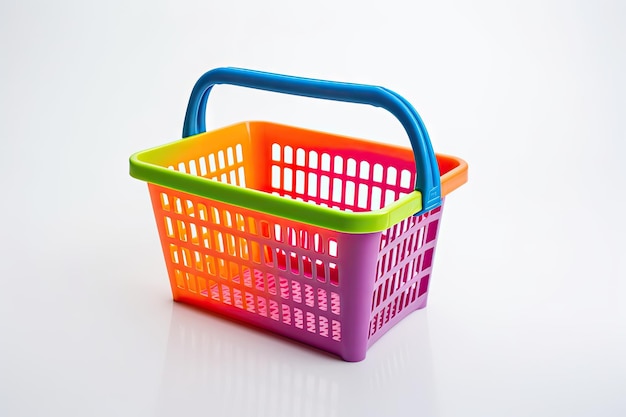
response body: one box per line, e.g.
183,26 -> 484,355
129,68 -> 468,361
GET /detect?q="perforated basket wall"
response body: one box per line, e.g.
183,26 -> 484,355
147,122 -> 446,361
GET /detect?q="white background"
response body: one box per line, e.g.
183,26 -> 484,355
1,0 -> 625,416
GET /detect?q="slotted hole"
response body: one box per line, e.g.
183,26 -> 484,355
170,244 -> 179,264
373,164 -> 383,182
307,311 -> 316,333
296,148 -> 306,166
318,288 -> 328,311
185,198 -> 194,215
328,239 -> 338,257
358,184 -> 369,208
235,144 -> 243,163
400,169 -> 411,189
346,158 -> 357,177
300,230 -> 310,250
302,256 -> 313,277
320,176 -> 330,200
371,186 -> 382,210
296,170 -> 305,194
211,207 -> 220,224
208,154 -> 217,172
332,178 -> 342,202
385,189 -> 396,207
333,156 -> 343,174
287,227 -> 297,246
161,193 -> 170,211
307,173 -> 317,197
321,153 -> 331,171
194,250 -> 202,270
190,223 -> 198,244
188,160 -> 198,176
319,316 -> 329,337
223,210 -> 233,228
227,147 -> 235,166
274,224 -> 283,242
290,253 -> 300,275
198,156 -> 207,176
284,167 -> 293,192
272,143 -> 281,162
314,234 -> 324,254
387,166 -> 397,185
284,146 -> 293,164
329,263 -> 339,286
271,165 -> 281,189
238,166 -> 246,187
359,161 -> 370,180
309,151 -> 318,169
418,275 -> 430,297
345,181 -> 355,206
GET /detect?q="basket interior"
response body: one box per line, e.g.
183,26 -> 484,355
162,121 -> 420,213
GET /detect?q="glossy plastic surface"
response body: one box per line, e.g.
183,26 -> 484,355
132,121 -> 467,361
129,68 -> 469,361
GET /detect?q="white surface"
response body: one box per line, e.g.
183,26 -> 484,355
1,1 -> 625,416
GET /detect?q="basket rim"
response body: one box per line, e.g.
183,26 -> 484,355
129,121 -> 467,233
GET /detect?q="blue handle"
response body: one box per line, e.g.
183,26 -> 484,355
182,67 -> 441,214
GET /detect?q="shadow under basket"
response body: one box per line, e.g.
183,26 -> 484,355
131,121 -> 467,361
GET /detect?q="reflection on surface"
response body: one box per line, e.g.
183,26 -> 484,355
156,303 -> 436,417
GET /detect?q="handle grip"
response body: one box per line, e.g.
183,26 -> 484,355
182,67 -> 441,214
